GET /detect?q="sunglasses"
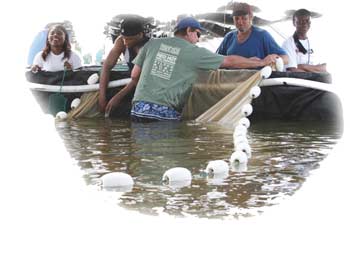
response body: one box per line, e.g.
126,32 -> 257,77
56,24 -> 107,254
196,31 -> 201,38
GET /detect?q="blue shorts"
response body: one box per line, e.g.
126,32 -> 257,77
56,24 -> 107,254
131,101 -> 181,122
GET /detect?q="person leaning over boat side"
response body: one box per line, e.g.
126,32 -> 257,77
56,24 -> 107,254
282,9 -> 327,73
216,2 -> 288,68
105,17 -> 274,121
99,17 -> 150,113
31,25 -> 82,72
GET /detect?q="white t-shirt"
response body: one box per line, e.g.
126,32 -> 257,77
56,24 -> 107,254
282,36 -> 321,70
33,51 -> 82,71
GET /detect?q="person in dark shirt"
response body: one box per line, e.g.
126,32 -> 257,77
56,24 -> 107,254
99,17 -> 150,113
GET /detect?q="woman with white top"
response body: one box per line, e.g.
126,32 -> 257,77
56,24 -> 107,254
31,25 -> 82,72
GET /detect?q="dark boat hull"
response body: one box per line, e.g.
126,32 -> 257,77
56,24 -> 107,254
27,69 -> 343,125
251,71 -> 342,124
30,87 -> 133,119
251,85 -> 343,124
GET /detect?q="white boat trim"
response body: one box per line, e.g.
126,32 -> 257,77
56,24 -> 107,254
28,78 -> 131,93
261,77 -> 338,93
29,76 -> 340,96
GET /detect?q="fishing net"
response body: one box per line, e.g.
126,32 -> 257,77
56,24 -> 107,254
65,69 -> 262,126
66,86 -> 133,120
67,91 -> 101,119
29,67 -> 341,123
182,69 -> 261,127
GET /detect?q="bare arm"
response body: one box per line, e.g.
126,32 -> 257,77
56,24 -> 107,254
286,67 -> 305,72
297,63 -> 327,73
105,65 -> 142,115
287,63 -> 327,73
220,55 -> 270,69
98,36 -> 125,112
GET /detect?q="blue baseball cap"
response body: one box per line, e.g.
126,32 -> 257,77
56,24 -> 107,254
174,17 -> 205,32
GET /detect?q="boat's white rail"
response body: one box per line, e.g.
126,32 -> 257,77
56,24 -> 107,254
29,76 -> 340,96
28,78 -> 131,93
261,77 -> 339,94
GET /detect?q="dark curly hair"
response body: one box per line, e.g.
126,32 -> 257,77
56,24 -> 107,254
42,25 -> 71,61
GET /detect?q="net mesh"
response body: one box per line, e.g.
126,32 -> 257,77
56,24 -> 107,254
182,69 -> 261,127
66,69 -> 262,127
67,91 -> 101,119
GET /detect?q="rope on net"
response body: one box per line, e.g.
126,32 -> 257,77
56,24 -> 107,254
67,91 -> 101,120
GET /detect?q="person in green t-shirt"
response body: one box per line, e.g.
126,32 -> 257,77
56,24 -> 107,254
105,17 -> 274,121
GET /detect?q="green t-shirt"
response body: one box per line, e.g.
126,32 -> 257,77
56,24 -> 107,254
132,37 -> 224,112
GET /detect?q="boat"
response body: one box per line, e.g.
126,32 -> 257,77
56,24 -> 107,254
27,66 -> 343,126
26,11 -> 343,127
251,71 -> 342,123
27,65 -> 133,119
191,5 -> 343,125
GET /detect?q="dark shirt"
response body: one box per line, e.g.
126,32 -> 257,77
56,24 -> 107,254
125,36 -> 150,70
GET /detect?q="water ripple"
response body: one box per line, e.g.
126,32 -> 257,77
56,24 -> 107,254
56,118 -> 342,218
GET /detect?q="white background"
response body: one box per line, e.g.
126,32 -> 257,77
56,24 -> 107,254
1,1 -> 349,253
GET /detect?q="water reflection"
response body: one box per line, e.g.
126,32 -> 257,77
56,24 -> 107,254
56,118 -> 342,218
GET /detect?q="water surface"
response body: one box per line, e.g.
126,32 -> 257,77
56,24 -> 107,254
56,118 -> 341,218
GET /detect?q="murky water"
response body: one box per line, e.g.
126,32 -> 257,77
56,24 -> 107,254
56,118 -> 342,218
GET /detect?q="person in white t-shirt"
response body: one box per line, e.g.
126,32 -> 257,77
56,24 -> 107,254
282,9 -> 327,73
31,25 -> 81,72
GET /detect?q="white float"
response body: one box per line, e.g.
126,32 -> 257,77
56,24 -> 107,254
87,73 -> 99,85
230,150 -> 248,166
238,117 -> 250,128
234,135 -> 249,147
249,86 -> 261,99
205,160 -> 230,175
260,65 -> 272,79
241,104 -> 253,117
234,124 -> 247,136
233,130 -> 246,141
71,98 -> 81,109
162,167 -> 192,184
101,172 -> 134,192
233,129 -> 247,143
55,111 -> 67,120
235,142 -> 252,158
275,57 -> 284,72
